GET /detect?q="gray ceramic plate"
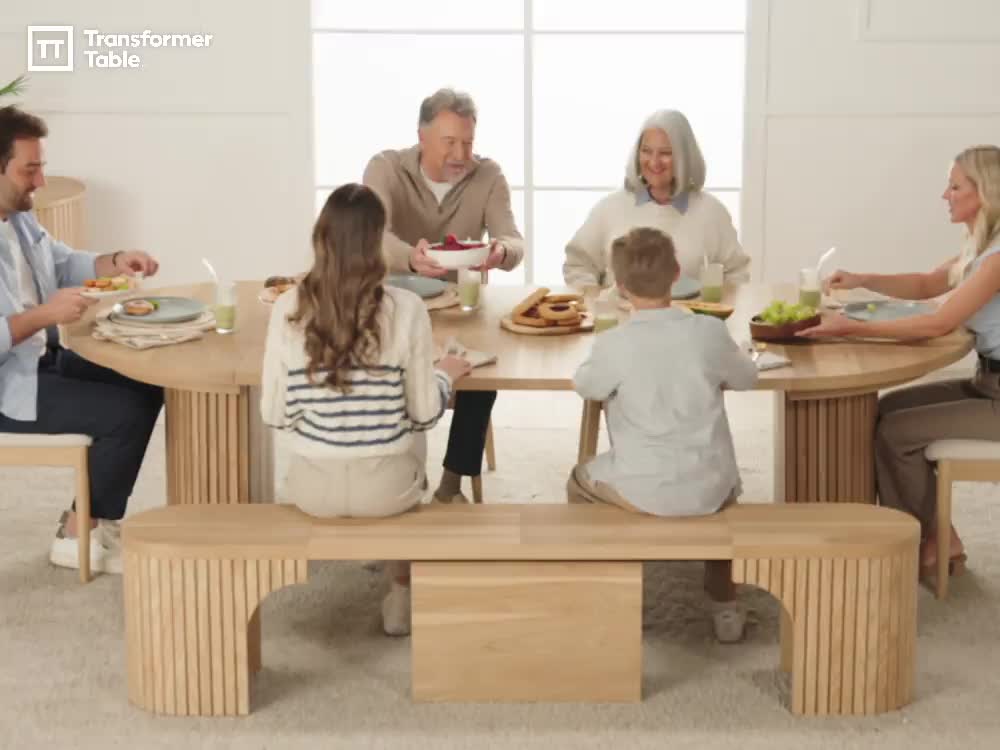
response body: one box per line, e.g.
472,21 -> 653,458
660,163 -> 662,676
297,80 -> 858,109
672,276 -> 702,300
385,274 -> 447,299
112,296 -> 206,324
843,300 -> 935,322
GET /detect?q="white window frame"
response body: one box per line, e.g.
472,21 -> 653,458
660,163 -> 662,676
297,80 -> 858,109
311,0 -> 757,283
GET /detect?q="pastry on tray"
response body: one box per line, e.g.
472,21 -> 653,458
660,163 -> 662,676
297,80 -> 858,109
510,287 -> 588,329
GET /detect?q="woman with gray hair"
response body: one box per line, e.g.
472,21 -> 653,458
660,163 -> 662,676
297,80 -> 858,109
563,109 -> 750,290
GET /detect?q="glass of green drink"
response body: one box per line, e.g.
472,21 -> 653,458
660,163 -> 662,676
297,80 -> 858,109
799,267 -> 821,309
457,268 -> 481,312
700,262 -> 724,303
214,281 -> 237,334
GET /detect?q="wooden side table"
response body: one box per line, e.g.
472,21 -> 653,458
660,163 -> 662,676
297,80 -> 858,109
33,176 -> 86,247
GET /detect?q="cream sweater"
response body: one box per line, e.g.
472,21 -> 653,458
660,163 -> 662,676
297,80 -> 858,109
260,285 -> 452,459
562,189 -> 750,289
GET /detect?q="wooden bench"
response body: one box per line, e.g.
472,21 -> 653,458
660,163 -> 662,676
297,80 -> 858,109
122,502 -> 919,718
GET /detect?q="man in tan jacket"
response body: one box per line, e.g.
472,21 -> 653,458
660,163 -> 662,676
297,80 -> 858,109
363,88 -> 524,502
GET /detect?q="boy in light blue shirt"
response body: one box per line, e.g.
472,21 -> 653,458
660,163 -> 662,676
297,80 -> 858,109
568,227 -> 758,641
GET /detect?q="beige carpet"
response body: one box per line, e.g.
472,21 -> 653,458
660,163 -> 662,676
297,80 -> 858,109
3,382 -> 1000,749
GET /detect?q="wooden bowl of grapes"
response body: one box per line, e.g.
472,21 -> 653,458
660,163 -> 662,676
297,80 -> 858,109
750,302 -> 821,343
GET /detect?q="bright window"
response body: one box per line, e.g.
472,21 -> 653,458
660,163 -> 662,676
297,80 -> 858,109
312,1 -> 746,284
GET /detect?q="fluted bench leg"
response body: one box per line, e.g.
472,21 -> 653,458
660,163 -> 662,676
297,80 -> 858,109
124,554 -> 307,716
733,551 -> 917,716
411,561 -> 642,702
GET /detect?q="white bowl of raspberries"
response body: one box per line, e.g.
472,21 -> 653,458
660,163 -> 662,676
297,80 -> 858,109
426,234 -> 490,270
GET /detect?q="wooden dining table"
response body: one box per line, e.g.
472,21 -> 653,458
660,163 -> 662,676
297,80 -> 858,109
61,281 -> 972,506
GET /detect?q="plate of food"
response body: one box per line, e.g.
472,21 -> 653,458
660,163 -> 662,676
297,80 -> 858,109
500,288 -> 593,335
673,300 -> 734,319
81,275 -> 139,299
110,296 -> 206,324
258,275 -> 299,304
843,300 -> 935,322
385,273 -> 448,299
749,300 -> 820,342
427,234 -> 490,270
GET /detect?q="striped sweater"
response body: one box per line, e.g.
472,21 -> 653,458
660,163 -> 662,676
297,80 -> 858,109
260,284 -> 452,458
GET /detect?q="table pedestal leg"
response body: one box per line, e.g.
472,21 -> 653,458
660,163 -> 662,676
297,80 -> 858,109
775,391 -> 877,503
165,386 -> 274,505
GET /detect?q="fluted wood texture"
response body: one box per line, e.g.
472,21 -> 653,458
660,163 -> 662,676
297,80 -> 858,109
123,502 -> 917,716
778,392 -> 878,503
733,550 -> 917,715
164,386 -> 273,505
33,176 -> 86,248
124,553 -> 307,716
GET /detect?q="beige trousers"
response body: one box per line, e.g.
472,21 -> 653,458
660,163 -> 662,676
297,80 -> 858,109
875,368 -> 1000,536
566,465 -> 736,601
284,452 -> 424,519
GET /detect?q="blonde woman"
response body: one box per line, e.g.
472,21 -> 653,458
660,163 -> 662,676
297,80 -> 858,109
800,145 -> 1000,580
563,109 -> 750,291
261,183 -> 470,636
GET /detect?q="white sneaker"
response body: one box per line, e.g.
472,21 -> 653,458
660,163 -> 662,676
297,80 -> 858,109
712,604 -> 746,644
49,516 -> 122,575
381,583 -> 411,637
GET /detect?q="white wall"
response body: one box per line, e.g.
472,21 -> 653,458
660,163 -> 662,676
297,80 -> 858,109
0,0 -> 314,286
743,0 -> 1000,283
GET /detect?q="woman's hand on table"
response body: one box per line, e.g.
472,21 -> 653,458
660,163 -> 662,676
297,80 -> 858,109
796,312 -> 860,339
823,269 -> 865,293
437,354 -> 473,381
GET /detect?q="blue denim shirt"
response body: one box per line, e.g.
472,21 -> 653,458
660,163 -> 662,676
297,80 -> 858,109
634,188 -> 690,213
0,211 -> 96,420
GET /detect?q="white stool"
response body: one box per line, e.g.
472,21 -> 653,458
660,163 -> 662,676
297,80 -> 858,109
924,439 -> 1000,598
0,433 -> 93,582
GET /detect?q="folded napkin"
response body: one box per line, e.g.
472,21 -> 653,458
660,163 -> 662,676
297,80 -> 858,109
743,341 -> 792,372
755,351 -> 792,371
426,285 -> 460,311
439,336 -> 497,368
92,309 -> 216,350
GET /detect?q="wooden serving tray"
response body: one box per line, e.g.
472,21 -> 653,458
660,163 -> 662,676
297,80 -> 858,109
500,313 -> 594,336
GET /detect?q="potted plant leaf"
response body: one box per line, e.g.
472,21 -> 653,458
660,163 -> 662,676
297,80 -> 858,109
0,75 -> 27,101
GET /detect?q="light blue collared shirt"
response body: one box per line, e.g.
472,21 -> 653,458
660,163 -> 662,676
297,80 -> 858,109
963,244 -> 1000,358
573,307 -> 757,516
634,188 -> 690,213
0,211 -> 97,421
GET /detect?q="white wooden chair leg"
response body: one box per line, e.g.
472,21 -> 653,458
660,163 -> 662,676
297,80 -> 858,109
935,460 -> 952,599
76,448 -> 92,583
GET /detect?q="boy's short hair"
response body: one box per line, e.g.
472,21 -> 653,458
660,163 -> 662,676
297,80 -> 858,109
610,227 -> 680,299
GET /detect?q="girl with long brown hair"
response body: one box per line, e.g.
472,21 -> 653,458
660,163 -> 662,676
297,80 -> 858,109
261,183 -> 470,635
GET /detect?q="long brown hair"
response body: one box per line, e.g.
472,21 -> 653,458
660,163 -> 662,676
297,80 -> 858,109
289,183 -> 388,392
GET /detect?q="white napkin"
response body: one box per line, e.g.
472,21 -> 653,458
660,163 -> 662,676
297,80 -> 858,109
440,336 -> 497,368
755,351 -> 792,371
92,309 -> 216,350
743,341 -> 792,372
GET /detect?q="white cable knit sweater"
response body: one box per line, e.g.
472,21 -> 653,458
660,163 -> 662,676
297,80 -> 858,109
260,285 -> 452,459
562,189 -> 750,289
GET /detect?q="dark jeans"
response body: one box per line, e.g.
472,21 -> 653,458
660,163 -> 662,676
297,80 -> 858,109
0,347 -> 163,520
444,390 -> 497,476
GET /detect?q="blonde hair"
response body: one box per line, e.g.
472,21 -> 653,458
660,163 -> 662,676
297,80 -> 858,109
623,109 -> 706,199
948,145 -> 1000,286
611,227 -> 680,299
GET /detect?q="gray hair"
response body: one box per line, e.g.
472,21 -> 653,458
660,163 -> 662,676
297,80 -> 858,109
623,109 -> 706,197
418,88 -> 478,128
